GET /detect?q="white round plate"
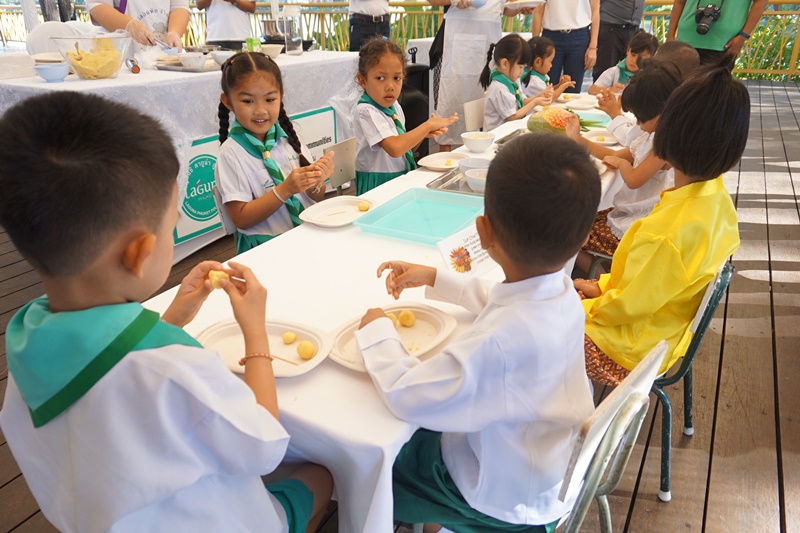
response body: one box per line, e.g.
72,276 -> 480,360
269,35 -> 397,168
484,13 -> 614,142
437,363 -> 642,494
594,158 -> 608,175
32,52 -> 66,64
564,99 -> 598,111
330,302 -> 458,373
504,0 -> 546,8
299,196 -> 373,228
418,152 -> 468,172
583,130 -> 617,146
556,94 -> 584,104
196,318 -> 333,377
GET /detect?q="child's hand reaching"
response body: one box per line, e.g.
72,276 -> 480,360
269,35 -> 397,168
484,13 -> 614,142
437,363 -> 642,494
377,261 -> 437,300
602,155 -> 627,169
595,88 -> 621,118
218,262 -> 268,339
574,278 -> 601,300
610,82 -> 626,94
426,113 -> 458,137
558,75 -> 572,86
564,115 -> 582,141
162,260 -> 226,328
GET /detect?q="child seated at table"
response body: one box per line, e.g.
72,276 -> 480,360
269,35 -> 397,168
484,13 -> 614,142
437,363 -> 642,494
354,133 -> 601,531
481,33 -> 554,132
215,52 -> 335,254
597,42 -> 701,146
520,36 -> 575,100
0,92 -> 333,533
588,31 -> 659,95
576,66 -> 746,385
566,63 -> 682,272
355,38 -> 458,195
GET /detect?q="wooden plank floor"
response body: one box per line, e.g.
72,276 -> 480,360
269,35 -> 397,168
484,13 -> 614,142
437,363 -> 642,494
0,81 -> 798,532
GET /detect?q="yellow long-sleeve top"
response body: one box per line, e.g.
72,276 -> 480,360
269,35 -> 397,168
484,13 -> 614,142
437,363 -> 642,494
583,176 -> 740,373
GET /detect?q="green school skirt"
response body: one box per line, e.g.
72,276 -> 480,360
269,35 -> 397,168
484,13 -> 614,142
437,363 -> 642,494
266,478 -> 314,533
393,430 -> 559,533
236,231 -> 275,255
356,170 -> 406,195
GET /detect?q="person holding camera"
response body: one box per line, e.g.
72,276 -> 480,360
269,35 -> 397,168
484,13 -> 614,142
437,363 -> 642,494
667,0 -> 768,67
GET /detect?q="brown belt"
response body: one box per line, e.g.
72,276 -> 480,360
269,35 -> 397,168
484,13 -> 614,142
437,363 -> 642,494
350,13 -> 391,23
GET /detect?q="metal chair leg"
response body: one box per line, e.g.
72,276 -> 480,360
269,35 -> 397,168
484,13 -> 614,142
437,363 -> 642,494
596,494 -> 613,533
651,384 -> 673,502
412,524 -> 424,533
683,367 -> 694,436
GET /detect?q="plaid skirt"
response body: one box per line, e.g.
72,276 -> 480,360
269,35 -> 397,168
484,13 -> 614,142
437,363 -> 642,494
584,334 -> 630,386
582,208 -> 620,257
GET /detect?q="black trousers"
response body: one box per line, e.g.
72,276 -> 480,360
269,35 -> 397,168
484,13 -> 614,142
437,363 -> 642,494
349,16 -> 390,52
592,22 -> 638,81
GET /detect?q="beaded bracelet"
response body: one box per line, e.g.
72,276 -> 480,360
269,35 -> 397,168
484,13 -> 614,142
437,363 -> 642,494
273,187 -> 287,203
238,353 -> 274,366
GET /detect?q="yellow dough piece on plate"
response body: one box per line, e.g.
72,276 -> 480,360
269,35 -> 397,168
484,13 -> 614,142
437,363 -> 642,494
297,340 -> 317,360
208,270 -> 230,289
386,312 -> 399,328
282,331 -> 297,344
358,201 -> 370,212
398,309 -> 416,327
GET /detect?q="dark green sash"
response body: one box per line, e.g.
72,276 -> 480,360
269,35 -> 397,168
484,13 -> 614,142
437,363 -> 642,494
490,70 -> 524,109
616,59 -> 634,84
358,93 -> 417,172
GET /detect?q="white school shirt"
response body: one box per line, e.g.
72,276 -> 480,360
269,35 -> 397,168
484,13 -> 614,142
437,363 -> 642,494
594,65 -> 623,88
205,0 -> 251,41
355,270 -> 595,525
355,101 -> 409,174
541,0 -> 592,31
607,131 -> 674,238
87,0 -> 189,39
215,135 -> 316,237
607,114 -> 642,147
484,80 -> 518,132
522,72 -> 548,99
349,0 -> 389,16
0,344 -> 292,533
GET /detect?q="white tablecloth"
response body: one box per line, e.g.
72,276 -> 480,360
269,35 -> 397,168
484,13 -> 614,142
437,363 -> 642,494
0,50 -> 359,262
143,118 -> 617,532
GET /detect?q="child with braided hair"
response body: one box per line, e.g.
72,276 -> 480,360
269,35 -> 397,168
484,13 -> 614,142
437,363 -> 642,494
215,52 -> 335,254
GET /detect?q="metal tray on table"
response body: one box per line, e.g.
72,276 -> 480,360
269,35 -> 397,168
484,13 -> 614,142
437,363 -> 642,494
426,167 -> 482,197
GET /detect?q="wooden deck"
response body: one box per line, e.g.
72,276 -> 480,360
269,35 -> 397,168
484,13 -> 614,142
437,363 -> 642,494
0,80 -> 798,533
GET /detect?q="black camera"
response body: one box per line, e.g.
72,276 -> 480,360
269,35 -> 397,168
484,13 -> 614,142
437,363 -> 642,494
695,3 -> 722,35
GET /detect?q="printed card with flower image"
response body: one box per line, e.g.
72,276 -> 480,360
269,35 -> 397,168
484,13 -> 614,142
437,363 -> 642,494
436,225 -> 498,277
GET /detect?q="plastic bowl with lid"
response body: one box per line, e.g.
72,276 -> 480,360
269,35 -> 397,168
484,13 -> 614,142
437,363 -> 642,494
50,33 -> 131,79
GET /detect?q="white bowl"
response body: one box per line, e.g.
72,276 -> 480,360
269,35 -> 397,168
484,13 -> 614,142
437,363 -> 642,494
461,131 -> 495,153
211,50 -> 237,65
465,169 -> 488,193
458,157 -> 491,176
262,44 -> 284,59
34,63 -> 69,82
177,52 -> 206,69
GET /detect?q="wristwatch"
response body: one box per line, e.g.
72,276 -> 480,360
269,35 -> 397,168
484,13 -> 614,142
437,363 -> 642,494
738,31 -> 750,39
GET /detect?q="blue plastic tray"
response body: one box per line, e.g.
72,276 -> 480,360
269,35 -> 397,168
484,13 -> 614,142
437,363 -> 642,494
353,188 -> 484,245
575,109 -> 611,127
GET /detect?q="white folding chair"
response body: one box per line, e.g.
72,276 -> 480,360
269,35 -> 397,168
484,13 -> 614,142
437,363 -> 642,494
463,97 -> 486,133
212,186 -> 237,235
559,340 -> 670,532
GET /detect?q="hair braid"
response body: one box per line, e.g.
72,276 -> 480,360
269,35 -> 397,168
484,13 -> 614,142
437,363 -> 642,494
278,103 -> 310,167
479,43 -> 496,89
218,102 -> 230,143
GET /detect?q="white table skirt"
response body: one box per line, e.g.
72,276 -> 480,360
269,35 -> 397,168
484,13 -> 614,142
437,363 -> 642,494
143,117 -> 617,532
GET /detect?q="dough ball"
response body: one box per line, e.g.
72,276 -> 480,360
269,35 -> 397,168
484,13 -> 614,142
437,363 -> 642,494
208,270 -> 230,289
297,340 -> 317,360
358,201 -> 370,212
597,136 -> 605,142
398,310 -> 416,327
386,312 -> 399,328
282,331 -> 297,344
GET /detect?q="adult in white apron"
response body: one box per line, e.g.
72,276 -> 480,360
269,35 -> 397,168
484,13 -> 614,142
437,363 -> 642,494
88,0 -> 189,49
428,0 -> 505,147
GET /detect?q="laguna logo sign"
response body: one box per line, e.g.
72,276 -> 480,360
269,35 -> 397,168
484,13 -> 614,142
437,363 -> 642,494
182,154 -> 218,222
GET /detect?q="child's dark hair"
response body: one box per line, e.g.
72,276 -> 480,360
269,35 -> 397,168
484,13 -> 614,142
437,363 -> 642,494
357,37 -> 406,79
0,93 -> 179,277
218,51 -> 309,166
654,66 -> 749,181
627,31 -> 659,57
620,62 -> 682,123
652,40 -> 700,80
521,36 -> 554,86
480,34 -> 532,89
484,134 -> 600,268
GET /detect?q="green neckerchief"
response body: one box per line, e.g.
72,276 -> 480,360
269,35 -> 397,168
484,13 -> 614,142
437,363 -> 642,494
616,59 -> 634,84
490,70 -> 523,109
358,93 -> 417,172
530,69 -> 549,84
7,297 -> 202,427
521,66 -> 531,80
228,120 -> 304,227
